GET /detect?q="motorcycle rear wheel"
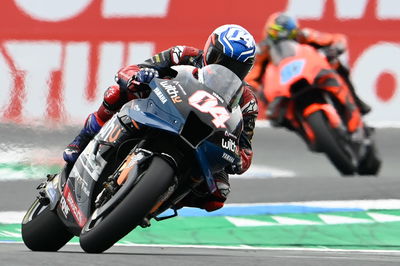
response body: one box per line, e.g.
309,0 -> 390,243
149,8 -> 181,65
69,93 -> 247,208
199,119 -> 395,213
307,111 -> 357,175
79,156 -> 175,253
358,143 -> 381,175
21,198 -> 73,251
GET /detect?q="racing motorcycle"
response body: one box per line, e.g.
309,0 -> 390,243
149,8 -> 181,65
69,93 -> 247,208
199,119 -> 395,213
261,39 -> 381,176
21,64 -> 243,253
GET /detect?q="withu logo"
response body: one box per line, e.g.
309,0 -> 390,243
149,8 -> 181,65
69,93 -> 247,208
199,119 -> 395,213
222,138 -> 237,152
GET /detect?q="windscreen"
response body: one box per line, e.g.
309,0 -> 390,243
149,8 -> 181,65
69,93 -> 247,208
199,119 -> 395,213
198,64 -> 243,109
269,39 -> 298,65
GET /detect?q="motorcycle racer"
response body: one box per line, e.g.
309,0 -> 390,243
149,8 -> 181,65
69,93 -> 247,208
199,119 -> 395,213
63,24 -> 258,212
245,12 -> 371,115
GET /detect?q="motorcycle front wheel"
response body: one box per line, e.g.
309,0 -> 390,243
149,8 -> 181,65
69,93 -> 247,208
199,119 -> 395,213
21,198 -> 73,251
307,111 -> 357,175
79,156 -> 175,253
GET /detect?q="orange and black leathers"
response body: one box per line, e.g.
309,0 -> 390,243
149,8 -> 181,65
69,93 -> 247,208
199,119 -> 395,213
245,27 -> 373,119
246,27 -> 348,93
89,45 -> 258,211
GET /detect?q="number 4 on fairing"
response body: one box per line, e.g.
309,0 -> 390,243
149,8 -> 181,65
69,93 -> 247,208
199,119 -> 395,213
188,90 -> 230,128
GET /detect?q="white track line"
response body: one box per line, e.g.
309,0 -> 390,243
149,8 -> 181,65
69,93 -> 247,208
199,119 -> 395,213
255,120 -> 400,128
2,241 -> 400,254
3,199 -> 400,224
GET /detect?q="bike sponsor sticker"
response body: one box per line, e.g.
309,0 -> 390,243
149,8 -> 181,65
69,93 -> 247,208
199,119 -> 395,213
224,130 -> 238,140
63,185 -> 87,227
175,81 -> 187,95
160,80 -> 182,103
222,152 -> 235,163
97,115 -> 121,142
221,138 -> 237,152
60,195 -> 70,218
45,180 -> 58,203
75,173 -> 90,197
154,87 -> 168,104
188,90 -> 230,128
212,92 -> 224,103
280,59 -> 305,84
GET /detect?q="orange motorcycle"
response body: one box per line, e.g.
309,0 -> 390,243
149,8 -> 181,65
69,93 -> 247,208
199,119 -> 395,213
262,40 -> 381,176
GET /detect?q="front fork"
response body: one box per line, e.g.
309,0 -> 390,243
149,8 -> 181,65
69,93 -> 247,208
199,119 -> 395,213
301,91 -> 356,142
301,95 -> 368,160
92,147 -> 181,228
91,148 -> 154,220
36,164 -> 71,211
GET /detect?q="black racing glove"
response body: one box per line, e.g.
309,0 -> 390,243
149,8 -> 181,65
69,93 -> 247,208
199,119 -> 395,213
225,160 -> 243,175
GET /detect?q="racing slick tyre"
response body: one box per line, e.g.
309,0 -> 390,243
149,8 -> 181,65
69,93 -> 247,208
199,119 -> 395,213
307,111 -> 357,175
22,198 -> 73,251
79,156 -> 175,253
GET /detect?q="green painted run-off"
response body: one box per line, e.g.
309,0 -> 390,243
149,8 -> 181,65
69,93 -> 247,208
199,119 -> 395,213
3,210 -> 400,250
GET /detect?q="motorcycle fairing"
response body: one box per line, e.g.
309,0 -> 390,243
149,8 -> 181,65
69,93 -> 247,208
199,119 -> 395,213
280,59 -> 305,84
125,65 -> 242,191
264,42 -> 331,102
303,103 -> 341,128
57,114 -> 133,232
42,167 -> 69,211
88,149 -> 154,226
58,65 -> 243,230
264,40 -> 363,133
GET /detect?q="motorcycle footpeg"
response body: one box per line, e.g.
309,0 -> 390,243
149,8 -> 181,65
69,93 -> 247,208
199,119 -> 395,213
36,174 -> 57,190
46,173 -> 58,181
140,217 -> 151,228
364,126 -> 375,137
154,209 -> 178,221
36,181 -> 46,190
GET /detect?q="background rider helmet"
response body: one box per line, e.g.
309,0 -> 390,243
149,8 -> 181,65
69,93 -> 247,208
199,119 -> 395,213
265,12 -> 299,41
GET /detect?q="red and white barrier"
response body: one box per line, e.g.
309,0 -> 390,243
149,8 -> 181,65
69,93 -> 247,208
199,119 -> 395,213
0,0 -> 398,125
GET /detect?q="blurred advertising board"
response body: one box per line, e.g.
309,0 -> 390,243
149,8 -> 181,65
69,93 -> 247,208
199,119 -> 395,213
0,0 -> 398,124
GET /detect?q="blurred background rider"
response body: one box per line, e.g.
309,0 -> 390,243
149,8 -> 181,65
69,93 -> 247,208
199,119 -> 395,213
246,12 -> 371,116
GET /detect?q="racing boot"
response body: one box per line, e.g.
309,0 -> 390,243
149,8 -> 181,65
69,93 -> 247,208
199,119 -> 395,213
357,126 -> 382,175
63,113 -> 102,164
347,79 -> 371,115
337,64 -> 371,115
353,94 -> 372,115
202,171 -> 231,212
174,171 -> 231,212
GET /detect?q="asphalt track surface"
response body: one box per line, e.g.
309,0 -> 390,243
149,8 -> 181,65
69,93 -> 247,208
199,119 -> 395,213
1,123 -> 400,265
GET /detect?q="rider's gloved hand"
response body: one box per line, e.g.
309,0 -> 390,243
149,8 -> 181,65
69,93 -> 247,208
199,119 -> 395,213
115,65 -> 141,90
225,160 -> 243,175
322,43 -> 345,62
225,148 -> 253,175
135,68 -> 159,84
